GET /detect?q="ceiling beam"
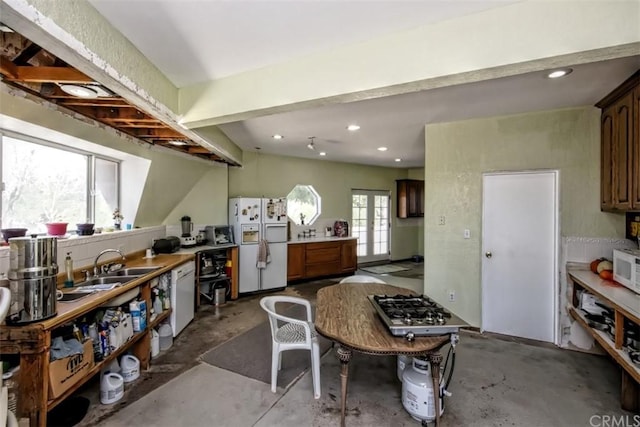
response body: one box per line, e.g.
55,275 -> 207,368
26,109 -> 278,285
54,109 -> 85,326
4,65 -> 93,83
0,57 -> 18,79
13,42 -> 42,65
187,146 -> 212,154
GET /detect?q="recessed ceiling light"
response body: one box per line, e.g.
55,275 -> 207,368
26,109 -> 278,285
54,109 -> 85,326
395,158 -> 402,162
547,68 -> 573,79
168,140 -> 188,146
272,134 -> 284,140
319,152 -> 326,156
59,84 -> 99,98
377,147 -> 388,152
347,124 -> 360,131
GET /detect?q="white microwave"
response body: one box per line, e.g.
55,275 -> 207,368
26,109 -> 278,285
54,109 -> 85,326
612,248 -> 640,294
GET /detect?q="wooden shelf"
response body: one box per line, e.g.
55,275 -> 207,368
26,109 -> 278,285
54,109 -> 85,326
47,330 -> 147,410
149,308 -> 172,330
568,305 -> 640,383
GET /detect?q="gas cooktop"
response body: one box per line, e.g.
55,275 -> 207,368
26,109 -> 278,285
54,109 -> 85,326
368,294 -> 468,340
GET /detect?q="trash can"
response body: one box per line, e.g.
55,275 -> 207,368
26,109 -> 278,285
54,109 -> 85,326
213,283 -> 227,306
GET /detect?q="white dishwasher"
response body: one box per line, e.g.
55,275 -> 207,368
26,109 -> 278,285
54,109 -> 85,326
170,261 -> 196,337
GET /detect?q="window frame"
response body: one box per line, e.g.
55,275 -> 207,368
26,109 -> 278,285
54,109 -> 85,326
0,129 -> 121,230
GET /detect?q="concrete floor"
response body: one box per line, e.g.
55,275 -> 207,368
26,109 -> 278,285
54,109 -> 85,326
72,265 -> 632,427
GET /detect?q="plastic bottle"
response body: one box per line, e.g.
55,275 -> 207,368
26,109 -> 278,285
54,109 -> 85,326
153,290 -> 163,315
225,259 -> 232,277
72,324 -> 84,342
138,299 -> 147,330
64,252 -> 74,287
129,300 -> 142,332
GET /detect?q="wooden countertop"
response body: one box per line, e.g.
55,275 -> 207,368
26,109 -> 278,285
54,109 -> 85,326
288,236 -> 357,245
6,253 -> 194,331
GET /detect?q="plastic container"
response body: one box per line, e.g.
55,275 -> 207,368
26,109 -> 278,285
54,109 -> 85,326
64,252 -> 74,287
158,323 -> 173,351
129,300 -> 142,332
120,355 -> 140,383
151,329 -> 160,358
100,372 -> 124,404
45,223 -> 68,236
213,284 -> 226,306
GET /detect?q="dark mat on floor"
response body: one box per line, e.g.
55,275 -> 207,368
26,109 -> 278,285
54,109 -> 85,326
199,304 -> 332,389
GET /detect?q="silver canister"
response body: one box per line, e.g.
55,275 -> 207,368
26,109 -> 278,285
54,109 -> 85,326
7,236 -> 59,324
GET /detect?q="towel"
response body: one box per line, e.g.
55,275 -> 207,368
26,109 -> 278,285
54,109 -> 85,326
257,239 -> 271,269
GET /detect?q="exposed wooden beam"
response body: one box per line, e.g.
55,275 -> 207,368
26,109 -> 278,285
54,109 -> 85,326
4,65 -> 93,83
128,128 -> 185,138
187,146 -> 212,154
13,43 -> 42,66
58,99 -> 131,108
0,57 -> 18,79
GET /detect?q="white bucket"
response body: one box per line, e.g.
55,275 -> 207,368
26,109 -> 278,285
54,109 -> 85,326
121,355 -> 140,383
100,372 -> 124,404
151,329 -> 160,359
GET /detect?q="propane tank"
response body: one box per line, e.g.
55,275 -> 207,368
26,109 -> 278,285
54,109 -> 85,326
401,357 -> 444,423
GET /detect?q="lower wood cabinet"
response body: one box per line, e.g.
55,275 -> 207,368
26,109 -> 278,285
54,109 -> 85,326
287,243 -> 305,281
287,239 -> 357,281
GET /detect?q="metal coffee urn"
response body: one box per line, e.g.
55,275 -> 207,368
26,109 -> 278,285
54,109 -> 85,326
7,235 -> 59,324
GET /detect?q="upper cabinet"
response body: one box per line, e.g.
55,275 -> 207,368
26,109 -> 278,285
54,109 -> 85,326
597,71 -> 640,212
397,179 -> 424,218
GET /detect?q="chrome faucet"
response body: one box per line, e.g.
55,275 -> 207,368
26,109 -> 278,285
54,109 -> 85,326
93,249 -> 126,277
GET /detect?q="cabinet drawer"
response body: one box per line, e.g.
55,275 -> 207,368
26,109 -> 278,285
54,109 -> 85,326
305,262 -> 341,277
306,243 -> 340,264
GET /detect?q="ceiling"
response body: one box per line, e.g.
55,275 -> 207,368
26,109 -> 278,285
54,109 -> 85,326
0,31 -> 231,164
4,1 -> 640,168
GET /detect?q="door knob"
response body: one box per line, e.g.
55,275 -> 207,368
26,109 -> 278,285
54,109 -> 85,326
485,251 -> 492,258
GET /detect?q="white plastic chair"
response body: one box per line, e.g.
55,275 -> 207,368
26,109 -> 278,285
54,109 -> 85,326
259,296 -> 321,399
340,275 -> 387,284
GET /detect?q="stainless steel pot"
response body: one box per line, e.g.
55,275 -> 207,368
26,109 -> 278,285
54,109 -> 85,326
7,236 -> 59,324
8,236 -> 58,279
7,276 -> 58,324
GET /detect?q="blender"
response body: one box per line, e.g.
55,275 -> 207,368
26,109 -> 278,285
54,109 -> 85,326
180,216 -> 196,248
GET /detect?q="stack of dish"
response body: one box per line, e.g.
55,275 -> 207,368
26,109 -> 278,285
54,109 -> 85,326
76,223 -> 94,236
1,228 -> 27,243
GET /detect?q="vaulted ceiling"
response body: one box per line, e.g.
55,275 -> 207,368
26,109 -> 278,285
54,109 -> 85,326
0,30 -> 233,164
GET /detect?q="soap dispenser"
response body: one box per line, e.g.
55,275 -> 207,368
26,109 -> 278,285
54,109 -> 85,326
64,252 -> 74,288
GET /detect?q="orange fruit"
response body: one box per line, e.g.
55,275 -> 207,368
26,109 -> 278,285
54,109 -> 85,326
590,259 -> 603,273
599,270 -> 613,281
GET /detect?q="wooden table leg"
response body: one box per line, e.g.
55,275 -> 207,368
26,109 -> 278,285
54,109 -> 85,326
336,345 -> 352,427
428,352 -> 443,427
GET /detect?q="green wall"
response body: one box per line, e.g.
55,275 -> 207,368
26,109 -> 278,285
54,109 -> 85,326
423,106 -> 624,327
229,151 -> 420,260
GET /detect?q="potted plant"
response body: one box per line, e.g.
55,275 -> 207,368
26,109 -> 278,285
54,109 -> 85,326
112,208 -> 124,230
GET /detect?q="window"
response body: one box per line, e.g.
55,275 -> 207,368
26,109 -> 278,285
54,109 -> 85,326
0,133 -> 119,234
287,185 -> 321,225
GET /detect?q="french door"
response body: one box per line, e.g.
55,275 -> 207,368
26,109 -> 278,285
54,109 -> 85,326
351,190 -> 390,263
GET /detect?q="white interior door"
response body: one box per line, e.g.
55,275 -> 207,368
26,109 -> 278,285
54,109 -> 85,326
481,171 -> 558,343
352,190 -> 390,263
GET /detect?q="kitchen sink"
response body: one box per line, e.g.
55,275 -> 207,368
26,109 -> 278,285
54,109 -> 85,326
102,266 -> 163,277
74,275 -> 140,288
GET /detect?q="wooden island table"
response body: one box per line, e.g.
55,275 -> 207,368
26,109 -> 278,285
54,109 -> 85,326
315,283 -> 452,427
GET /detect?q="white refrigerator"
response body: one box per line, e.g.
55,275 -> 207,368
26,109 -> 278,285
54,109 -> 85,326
229,197 -> 288,293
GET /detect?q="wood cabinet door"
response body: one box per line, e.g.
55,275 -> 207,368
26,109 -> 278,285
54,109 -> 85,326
397,179 -> 424,218
601,106 -> 615,210
612,92 -> 634,210
340,239 -> 357,272
287,244 -> 305,281
633,86 -> 640,209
